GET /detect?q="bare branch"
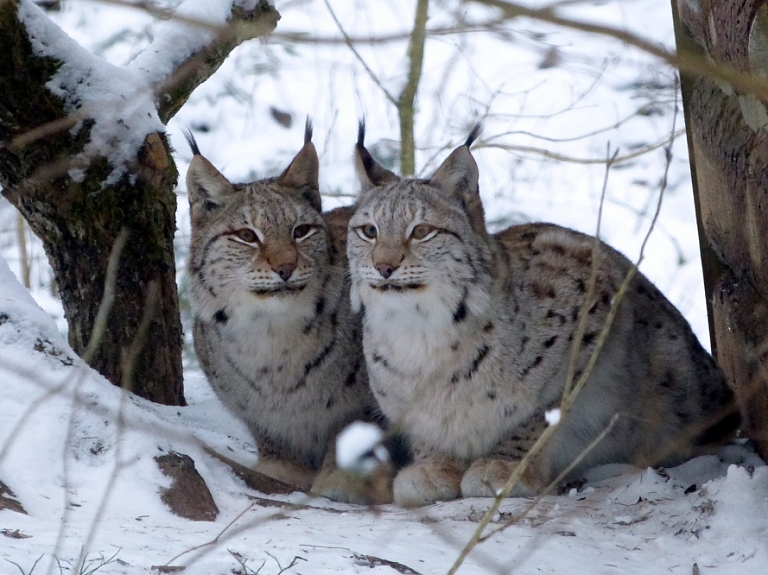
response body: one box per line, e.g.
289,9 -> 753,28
398,0 -> 429,176
469,0 -> 768,101
479,130 -> 682,166
124,0 -> 281,124
323,0 -> 397,106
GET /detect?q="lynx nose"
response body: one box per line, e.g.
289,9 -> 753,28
375,262 -> 398,279
274,263 -> 296,282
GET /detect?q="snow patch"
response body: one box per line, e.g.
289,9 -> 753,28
545,408 -> 561,426
336,421 -> 388,473
235,0 -> 268,9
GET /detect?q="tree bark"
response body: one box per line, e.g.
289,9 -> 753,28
673,0 -> 768,458
0,0 -> 279,405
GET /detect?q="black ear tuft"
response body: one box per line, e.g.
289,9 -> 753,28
357,120 -> 366,148
354,121 -> 398,191
186,151 -> 236,224
356,120 -> 375,172
183,128 -> 201,156
355,120 -> 382,177
428,133 -> 484,235
278,127 -> 321,211
464,124 -> 482,149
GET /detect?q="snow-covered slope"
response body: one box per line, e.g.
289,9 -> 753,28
1,254 -> 766,574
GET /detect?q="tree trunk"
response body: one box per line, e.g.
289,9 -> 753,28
0,0 -> 279,405
673,0 -> 768,458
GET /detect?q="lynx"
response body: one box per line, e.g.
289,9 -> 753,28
347,124 -> 740,507
185,124 -> 388,504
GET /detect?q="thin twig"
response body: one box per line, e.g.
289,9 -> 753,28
323,0 -> 397,106
81,228 -> 129,364
448,92 -> 680,575
563,144 -> 618,399
48,228 -> 132,575
162,502 -> 257,568
479,413 -> 620,542
15,213 -> 30,288
74,281 -> 160,571
479,131 -> 681,166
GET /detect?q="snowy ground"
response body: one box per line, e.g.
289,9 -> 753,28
2,0 -> 768,574
1,253 -> 767,575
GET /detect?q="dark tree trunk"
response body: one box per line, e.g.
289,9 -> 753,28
673,0 -> 768,458
0,0 -> 279,405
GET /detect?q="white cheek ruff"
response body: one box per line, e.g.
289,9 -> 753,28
361,284 -> 458,339
231,287 -> 316,319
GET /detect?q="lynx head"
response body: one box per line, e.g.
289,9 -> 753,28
348,123 -> 493,324
186,122 -> 330,319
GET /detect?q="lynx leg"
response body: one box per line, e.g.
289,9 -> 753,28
310,441 -> 394,505
254,436 -> 315,491
462,413 -> 551,498
393,457 -> 466,507
254,458 -> 314,491
460,456 -> 545,498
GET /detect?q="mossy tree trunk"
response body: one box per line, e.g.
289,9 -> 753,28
673,0 -> 768,459
0,0 -> 279,404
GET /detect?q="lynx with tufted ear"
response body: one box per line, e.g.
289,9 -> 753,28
354,121 -> 399,191
277,119 -> 322,212
184,125 -> 392,505
184,130 -> 237,225
347,124 -> 739,507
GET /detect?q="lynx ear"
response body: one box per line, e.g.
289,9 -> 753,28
429,125 -> 485,234
354,121 -> 398,191
278,118 -> 322,212
184,130 -> 237,221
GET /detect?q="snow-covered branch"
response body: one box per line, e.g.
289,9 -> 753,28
5,0 -> 278,185
127,0 -> 279,123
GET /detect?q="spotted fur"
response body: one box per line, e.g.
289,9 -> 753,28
348,124 -> 739,506
185,126 -> 389,503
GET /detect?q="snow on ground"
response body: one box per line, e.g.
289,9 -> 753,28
1,0 -> 768,573
1,252 -> 767,575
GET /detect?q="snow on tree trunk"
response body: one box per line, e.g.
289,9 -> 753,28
673,0 -> 768,459
0,0 -> 279,405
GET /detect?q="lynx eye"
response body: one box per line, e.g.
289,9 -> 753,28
410,223 -> 438,242
356,224 -> 378,241
293,224 -> 316,241
232,228 -> 259,244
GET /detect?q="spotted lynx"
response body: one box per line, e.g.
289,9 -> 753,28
347,124 -> 740,506
185,124 -> 388,504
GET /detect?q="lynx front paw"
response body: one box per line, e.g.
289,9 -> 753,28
310,466 -> 393,505
460,457 -> 538,498
255,458 -> 314,492
393,460 -> 464,507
